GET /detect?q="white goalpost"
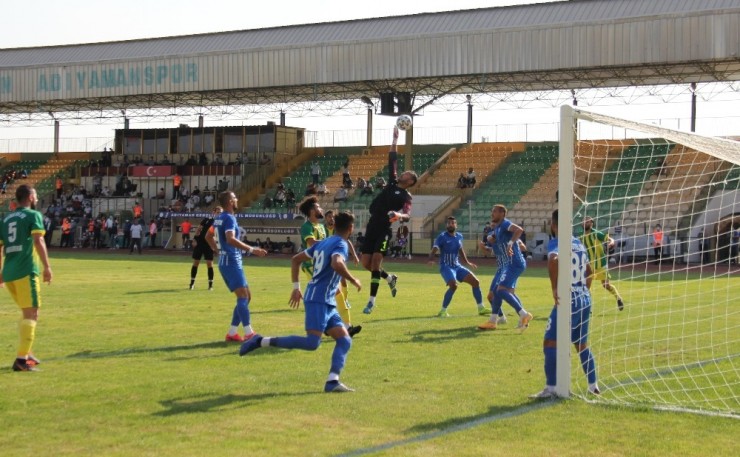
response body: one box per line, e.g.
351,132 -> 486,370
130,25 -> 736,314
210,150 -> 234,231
558,105 -> 740,418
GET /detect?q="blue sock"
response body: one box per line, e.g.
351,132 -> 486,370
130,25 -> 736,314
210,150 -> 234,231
442,288 -> 455,308
490,293 -> 504,316
472,287 -> 482,305
544,346 -> 557,387
271,334 -> 322,351
330,336 -> 352,375
230,307 -> 240,326
497,289 -> 523,314
579,347 -> 597,384
235,297 -> 250,326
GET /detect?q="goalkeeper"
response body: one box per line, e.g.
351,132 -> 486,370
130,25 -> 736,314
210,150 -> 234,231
581,216 -> 624,311
361,127 -> 418,315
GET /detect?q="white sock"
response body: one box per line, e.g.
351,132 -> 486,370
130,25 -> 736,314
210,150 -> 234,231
261,337 -> 271,347
519,309 -> 529,317
368,296 -> 376,305
327,372 -> 339,382
477,303 -> 485,308
228,326 -> 239,335
386,275 -> 394,284
244,325 -> 254,334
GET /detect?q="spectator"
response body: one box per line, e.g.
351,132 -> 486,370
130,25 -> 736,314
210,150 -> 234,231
318,183 -> 328,195
281,236 -> 295,254
651,223 -> 664,265
342,160 -> 353,188
149,219 -> 158,248
181,219 -> 192,250
262,237 -> 274,252
262,196 -> 273,209
375,176 -> 386,189
156,188 -> 166,199
355,231 -> 365,252
133,201 -> 143,220
285,188 -> 296,207
357,177 -> 367,191
465,167 -> 477,188
274,185 -> 286,206
360,181 -> 374,196
173,172 -> 182,199
123,219 -> 132,248
259,153 -> 271,165
305,182 -> 318,196
457,173 -> 467,189
130,219 -> 143,254
311,161 -> 321,185
334,187 -> 348,203
198,152 -> 208,166
185,155 -> 198,166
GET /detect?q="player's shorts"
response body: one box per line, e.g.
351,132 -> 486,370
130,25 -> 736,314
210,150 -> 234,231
589,265 -> 610,282
497,265 -> 525,289
440,265 -> 473,284
489,269 -> 503,292
218,265 -> 248,292
192,241 -> 214,261
304,300 -> 344,333
5,274 -> 41,309
360,226 -> 392,256
544,293 -> 592,345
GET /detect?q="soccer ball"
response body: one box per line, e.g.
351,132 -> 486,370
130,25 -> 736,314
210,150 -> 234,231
396,114 -> 413,131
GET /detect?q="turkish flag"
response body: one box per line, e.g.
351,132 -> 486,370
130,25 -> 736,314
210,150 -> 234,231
129,165 -> 175,177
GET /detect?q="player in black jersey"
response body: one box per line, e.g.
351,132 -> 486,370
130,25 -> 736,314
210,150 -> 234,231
189,206 -> 223,290
361,128 -> 418,314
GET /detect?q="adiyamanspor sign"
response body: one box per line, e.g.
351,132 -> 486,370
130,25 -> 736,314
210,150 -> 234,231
35,63 -> 198,92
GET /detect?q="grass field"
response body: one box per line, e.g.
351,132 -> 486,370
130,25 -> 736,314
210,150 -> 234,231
0,251 -> 737,457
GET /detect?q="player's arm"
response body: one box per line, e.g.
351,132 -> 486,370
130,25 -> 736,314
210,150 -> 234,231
506,222 -> 524,256
585,262 -> 593,289
289,251 -> 311,308
331,253 -> 361,291
304,235 -> 318,248
205,227 -> 218,252
459,246 -> 477,269
548,251 -> 559,306
347,239 -> 360,265
388,127 -> 399,181
428,246 -> 439,265
389,200 -> 412,224
605,233 -> 615,250
517,239 -> 527,253
225,230 -> 267,257
32,232 -> 53,284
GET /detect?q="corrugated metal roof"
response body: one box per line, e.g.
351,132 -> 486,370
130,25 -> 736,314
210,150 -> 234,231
2,0 -> 739,68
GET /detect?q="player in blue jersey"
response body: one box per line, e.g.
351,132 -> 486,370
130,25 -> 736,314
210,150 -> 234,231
207,191 -> 267,342
240,211 -> 362,393
477,229 -> 529,330
478,205 -> 533,331
531,209 -> 600,399
427,217 -> 487,317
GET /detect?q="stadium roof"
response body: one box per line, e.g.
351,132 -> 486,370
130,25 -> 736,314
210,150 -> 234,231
1,0 -> 739,123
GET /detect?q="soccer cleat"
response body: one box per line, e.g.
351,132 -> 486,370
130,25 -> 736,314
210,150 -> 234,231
497,315 -> 508,325
529,388 -> 556,399
225,333 -> 244,342
362,302 -> 374,314
239,334 -> 263,356
208,286 -> 213,291
189,284 -> 194,290
437,309 -> 450,318
617,298 -> 624,311
588,385 -> 602,395
478,306 -> 491,316
477,321 -> 498,331
388,274 -> 398,297
243,332 -> 256,341
324,380 -> 355,393
348,325 -> 363,338
12,358 -> 38,372
26,354 -> 41,366
517,312 -> 534,333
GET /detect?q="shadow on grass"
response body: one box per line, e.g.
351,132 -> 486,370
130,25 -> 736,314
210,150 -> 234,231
124,288 -> 186,295
65,341 -> 237,360
398,324 -> 522,344
154,390 -> 316,416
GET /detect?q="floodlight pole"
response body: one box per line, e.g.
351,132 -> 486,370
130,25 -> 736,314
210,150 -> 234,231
366,106 -> 373,148
466,95 -> 473,144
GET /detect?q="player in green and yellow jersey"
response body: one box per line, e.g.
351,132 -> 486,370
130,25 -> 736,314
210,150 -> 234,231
580,216 -> 624,311
298,198 -> 361,337
0,184 -> 53,371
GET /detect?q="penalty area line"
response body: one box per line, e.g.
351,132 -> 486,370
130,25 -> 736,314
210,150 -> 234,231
337,400 -> 558,457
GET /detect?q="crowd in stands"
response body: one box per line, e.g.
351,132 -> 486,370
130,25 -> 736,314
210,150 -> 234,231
1,167 -> 29,194
239,234 -> 296,255
456,167 -> 477,189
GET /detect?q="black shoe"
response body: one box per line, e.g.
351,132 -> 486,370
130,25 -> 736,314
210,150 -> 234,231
617,298 -> 624,311
348,325 -> 363,338
12,358 -> 38,372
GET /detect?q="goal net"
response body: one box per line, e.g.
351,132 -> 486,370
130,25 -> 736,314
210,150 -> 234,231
557,105 -> 740,418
